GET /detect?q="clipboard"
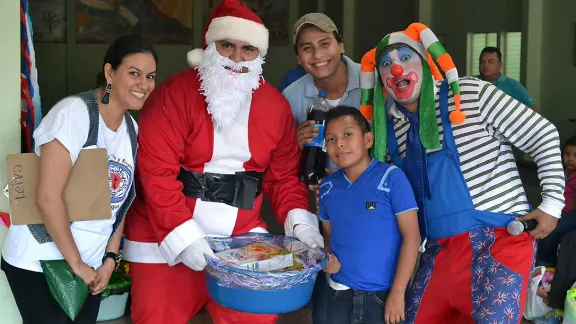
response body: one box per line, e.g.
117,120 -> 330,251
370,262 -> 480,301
5,149 -> 112,225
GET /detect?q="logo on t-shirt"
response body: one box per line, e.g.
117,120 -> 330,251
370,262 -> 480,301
108,156 -> 133,206
366,201 -> 377,210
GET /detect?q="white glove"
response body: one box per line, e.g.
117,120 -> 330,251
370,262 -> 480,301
293,224 -> 324,248
180,238 -> 217,271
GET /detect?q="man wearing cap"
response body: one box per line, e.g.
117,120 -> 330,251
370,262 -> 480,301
360,23 -> 564,323
282,13 -> 361,324
283,13 -> 361,156
122,1 -> 323,323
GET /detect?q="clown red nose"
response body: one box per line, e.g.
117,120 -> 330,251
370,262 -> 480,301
391,64 -> 404,77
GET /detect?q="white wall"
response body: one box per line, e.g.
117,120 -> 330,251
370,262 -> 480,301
430,0 -> 523,71
0,1 -> 22,213
0,2 -> 24,324
540,0 -> 576,123
355,0 -> 416,61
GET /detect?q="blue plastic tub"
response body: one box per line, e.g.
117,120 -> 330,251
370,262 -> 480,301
205,271 -> 317,314
204,233 -> 326,314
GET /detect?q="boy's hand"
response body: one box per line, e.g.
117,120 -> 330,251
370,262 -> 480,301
385,290 -> 405,324
324,253 -> 341,274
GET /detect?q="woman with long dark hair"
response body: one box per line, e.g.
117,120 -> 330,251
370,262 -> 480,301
1,34 -> 158,323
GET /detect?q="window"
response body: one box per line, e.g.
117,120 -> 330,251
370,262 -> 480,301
466,32 -> 522,82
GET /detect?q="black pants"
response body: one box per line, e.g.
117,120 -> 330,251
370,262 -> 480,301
548,229 -> 576,309
537,210 -> 576,264
1,258 -> 102,324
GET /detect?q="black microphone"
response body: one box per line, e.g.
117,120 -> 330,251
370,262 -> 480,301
507,219 -> 538,236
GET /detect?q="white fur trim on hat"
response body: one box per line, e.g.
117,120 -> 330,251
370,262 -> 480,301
187,48 -> 205,67
205,16 -> 269,57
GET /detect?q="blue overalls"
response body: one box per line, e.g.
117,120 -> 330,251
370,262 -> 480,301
387,81 -> 536,323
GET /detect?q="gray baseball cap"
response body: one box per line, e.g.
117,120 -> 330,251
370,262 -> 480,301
293,13 -> 340,44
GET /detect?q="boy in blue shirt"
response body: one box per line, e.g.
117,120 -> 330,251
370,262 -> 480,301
319,106 -> 421,324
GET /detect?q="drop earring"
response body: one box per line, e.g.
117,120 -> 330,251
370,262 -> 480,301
101,83 -> 112,104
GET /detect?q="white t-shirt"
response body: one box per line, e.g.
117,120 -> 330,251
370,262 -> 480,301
326,98 -> 342,107
2,97 -> 137,272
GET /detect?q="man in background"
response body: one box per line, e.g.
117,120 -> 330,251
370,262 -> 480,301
476,46 -> 537,111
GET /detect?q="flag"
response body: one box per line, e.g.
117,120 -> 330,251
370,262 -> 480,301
20,0 -> 42,152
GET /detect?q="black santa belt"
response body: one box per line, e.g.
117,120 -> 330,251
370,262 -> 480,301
177,167 -> 264,210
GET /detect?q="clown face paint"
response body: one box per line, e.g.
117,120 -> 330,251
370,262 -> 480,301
378,46 -> 423,105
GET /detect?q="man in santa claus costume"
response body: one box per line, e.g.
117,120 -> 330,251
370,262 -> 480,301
122,1 -> 323,323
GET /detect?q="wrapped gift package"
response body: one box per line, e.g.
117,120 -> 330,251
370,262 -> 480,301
205,233 -> 327,314
215,241 -> 294,272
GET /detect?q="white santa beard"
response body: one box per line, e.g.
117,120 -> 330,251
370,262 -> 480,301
197,43 -> 265,130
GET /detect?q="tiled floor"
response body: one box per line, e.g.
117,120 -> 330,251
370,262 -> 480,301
101,308 -> 311,324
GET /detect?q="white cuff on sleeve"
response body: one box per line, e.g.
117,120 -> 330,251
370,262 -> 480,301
159,219 -> 206,265
537,199 -> 564,219
284,208 -> 319,237
249,227 -> 269,233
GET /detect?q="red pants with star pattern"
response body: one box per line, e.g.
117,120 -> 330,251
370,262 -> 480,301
406,228 -> 535,324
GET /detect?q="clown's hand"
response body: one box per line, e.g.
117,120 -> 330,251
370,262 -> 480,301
294,224 -> 324,249
180,238 -> 217,271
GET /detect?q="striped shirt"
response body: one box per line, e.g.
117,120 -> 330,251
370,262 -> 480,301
387,77 -> 565,218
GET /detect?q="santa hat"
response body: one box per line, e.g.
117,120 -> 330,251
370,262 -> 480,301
187,0 -> 269,67
359,22 -> 465,162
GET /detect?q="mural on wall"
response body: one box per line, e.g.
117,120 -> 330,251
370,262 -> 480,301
28,0 -> 66,43
75,0 -> 193,44
203,0 -> 289,47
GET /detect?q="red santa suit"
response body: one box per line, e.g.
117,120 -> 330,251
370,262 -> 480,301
123,1 -> 321,323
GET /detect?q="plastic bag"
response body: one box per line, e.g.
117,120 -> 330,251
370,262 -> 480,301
205,233 -> 326,291
533,310 -> 563,324
564,284 -> 576,324
525,266 -> 555,320
40,260 -> 88,321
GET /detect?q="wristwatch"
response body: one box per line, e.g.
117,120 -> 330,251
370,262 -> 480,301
102,252 -> 121,270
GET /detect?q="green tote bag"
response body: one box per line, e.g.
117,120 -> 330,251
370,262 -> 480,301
40,260 -> 89,321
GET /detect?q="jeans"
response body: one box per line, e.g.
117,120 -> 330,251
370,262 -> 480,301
327,287 -> 389,324
311,272 -> 330,324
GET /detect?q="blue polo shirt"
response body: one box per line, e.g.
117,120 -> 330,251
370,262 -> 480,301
474,74 -> 534,107
282,55 -> 361,170
319,160 -> 418,291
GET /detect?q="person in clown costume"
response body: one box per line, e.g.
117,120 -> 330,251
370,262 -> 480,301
359,23 -> 565,323
122,1 -> 323,323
